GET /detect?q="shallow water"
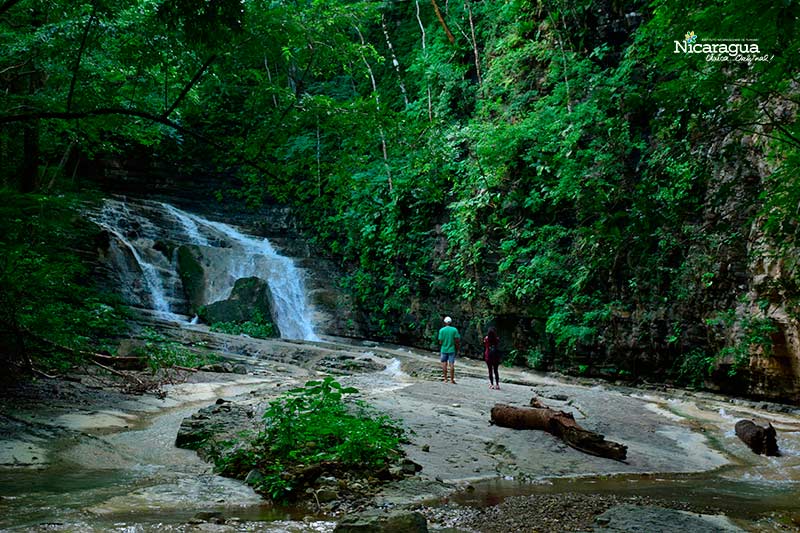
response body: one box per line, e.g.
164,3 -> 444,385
451,471 -> 800,518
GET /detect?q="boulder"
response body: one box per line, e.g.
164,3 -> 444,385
734,419 -> 779,456
334,509 -> 428,533
199,277 -> 279,332
176,245 -> 206,312
175,402 -> 255,456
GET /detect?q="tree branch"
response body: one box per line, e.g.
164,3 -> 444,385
0,108 -> 280,179
162,54 -> 217,119
0,0 -> 23,17
66,3 -> 96,113
430,0 -> 455,44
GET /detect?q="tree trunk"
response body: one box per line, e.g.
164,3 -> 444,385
490,403 -> 627,461
21,120 -> 39,192
430,0 -> 455,43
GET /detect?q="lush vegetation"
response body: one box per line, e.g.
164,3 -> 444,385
209,311 -> 278,339
2,0 -> 799,392
135,327 -> 221,371
0,191 -> 128,374
212,377 -> 404,500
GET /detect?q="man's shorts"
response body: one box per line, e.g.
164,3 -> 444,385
440,352 -> 456,364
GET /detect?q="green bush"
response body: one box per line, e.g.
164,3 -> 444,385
525,348 -> 548,370
209,311 -> 277,339
0,191 -> 128,374
676,348 -> 716,388
135,327 -> 220,370
213,377 -> 404,501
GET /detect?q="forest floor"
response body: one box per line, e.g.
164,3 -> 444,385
2,330 -> 800,532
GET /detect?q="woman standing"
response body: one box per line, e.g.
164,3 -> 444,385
484,326 -> 501,389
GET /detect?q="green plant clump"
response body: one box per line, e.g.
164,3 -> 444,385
209,311 -> 277,339
0,191 -> 128,374
213,377 -> 404,501
135,327 -> 220,370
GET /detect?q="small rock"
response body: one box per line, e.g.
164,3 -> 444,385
193,511 -> 224,522
421,444 -> 430,452
245,469 -> 264,486
316,489 -> 339,502
334,509 -> 428,532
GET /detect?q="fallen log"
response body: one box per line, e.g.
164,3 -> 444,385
490,403 -> 627,462
735,419 -> 779,456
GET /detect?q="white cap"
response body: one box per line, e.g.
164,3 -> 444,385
444,316 -> 452,324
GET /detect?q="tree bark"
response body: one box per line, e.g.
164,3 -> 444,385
414,0 -> 433,121
490,402 -> 627,461
464,0 -> 482,85
354,24 -> 392,191
430,0 -> 455,43
381,15 -> 408,108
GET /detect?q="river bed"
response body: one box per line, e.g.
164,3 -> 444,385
2,338 -> 800,532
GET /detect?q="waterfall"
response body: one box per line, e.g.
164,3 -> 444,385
90,198 -> 319,341
90,200 -> 178,316
160,203 -> 320,342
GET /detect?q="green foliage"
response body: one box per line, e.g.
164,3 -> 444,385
676,348 -> 716,388
2,0 -> 798,392
209,311 -> 277,339
213,377 -> 403,501
525,348 -> 548,371
705,309 -> 779,377
135,327 -> 219,371
0,191 -> 128,373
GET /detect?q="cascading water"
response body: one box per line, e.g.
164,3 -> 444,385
91,200 -> 179,316
90,197 -> 319,341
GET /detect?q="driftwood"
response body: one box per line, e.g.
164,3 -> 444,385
735,419 -> 779,456
490,402 -> 627,462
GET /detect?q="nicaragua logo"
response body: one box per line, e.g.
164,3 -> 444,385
674,31 -> 771,63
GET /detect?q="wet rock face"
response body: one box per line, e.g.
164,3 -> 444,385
175,399 -> 255,457
593,504 -> 746,533
176,245 -> 206,312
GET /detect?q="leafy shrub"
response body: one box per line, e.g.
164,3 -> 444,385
135,327 -> 220,370
209,311 -> 277,339
0,191 -> 128,375
525,348 -> 548,370
676,348 -> 716,388
213,377 -> 404,501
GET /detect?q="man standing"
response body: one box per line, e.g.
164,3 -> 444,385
438,316 -> 461,384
